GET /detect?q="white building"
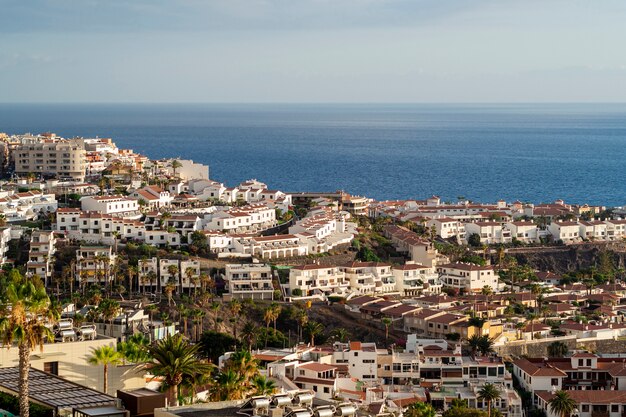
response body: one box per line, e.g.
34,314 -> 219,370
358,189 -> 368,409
26,230 -> 57,285
80,195 -> 140,218
393,263 -> 441,296
427,218 -> 466,239
505,221 -> 540,243
224,263 -> 274,300
340,261 -> 397,294
548,221 -> 580,243
288,264 -> 348,297
436,263 -> 498,294
0,227 -> 11,265
465,222 -> 512,244
129,185 -> 173,210
579,220 -> 608,240
75,246 -> 117,285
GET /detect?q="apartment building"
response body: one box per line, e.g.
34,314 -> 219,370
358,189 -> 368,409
288,264 -> 348,297
536,390 -> 626,417
13,138 -> 87,181
75,246 -> 116,285
393,263 -> 441,296
26,230 -> 57,285
465,221 -> 512,244
340,261 -> 397,294
548,221 -> 580,243
81,195 -> 140,218
505,221 -> 540,243
234,234 -> 308,259
224,263 -> 274,300
437,263 -> 499,294
427,218 -> 466,239
579,220 -> 608,240
129,185 -> 173,210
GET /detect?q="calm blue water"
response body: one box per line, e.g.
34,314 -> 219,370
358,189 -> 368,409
0,103 -> 624,206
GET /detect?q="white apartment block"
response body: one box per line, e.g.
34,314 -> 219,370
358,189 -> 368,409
179,259 -> 201,291
75,246 -> 116,285
0,227 -> 11,266
332,341 -> 382,381
465,221 -> 512,244
138,257 -> 159,290
288,264 -> 349,297
196,231 -> 233,254
160,158 -> 209,180
505,221 -> 540,243
340,261 -> 397,295
224,263 -> 274,300
203,204 -> 277,234
579,220 -> 608,240
427,218 -> 466,239
0,190 -> 58,222
234,234 -> 308,259
606,219 -> 626,240
548,221 -> 580,243
436,263 -> 498,294
13,138 -> 87,181
393,263 -> 441,296
26,230 -> 57,285
159,259 -> 181,288
80,195 -> 140,219
129,185 -> 173,210
161,214 -> 202,235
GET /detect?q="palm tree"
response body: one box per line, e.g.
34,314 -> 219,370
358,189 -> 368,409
241,322 -> 257,350
164,281 -> 176,307
547,341 -> 569,358
548,391 -> 577,417
331,327 -> 350,342
117,334 -> 152,364
251,375 -> 277,396
303,321 -> 324,347
167,264 -> 179,292
381,317 -> 392,345
98,298 -> 120,337
467,334 -> 482,356
270,302 -> 281,331
229,299 -> 242,342
170,160 -> 183,178
212,370 -> 245,401
478,383 -> 502,417
263,306 -> 278,347
127,265 -> 138,298
0,274 -> 57,417
296,309 -> 308,342
225,350 -> 259,382
147,334 -> 212,406
88,346 -> 122,394
404,402 -> 436,417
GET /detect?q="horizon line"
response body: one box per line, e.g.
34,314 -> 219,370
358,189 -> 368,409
2,101 -> 626,105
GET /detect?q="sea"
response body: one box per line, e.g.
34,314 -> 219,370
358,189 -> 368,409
0,103 -> 624,207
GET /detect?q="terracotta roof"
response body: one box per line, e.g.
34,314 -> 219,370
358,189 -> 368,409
536,390 -> 626,404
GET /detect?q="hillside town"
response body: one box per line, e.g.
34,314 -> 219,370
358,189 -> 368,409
1,132 -> 626,417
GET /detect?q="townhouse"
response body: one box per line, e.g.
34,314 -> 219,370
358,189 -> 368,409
339,261 -> 397,294
0,190 -> 58,222
224,263 -> 274,300
437,263 -> 499,294
548,221 -> 580,243
75,246 -> 117,285
393,263 -> 441,296
129,185 -> 173,210
536,390 -> 626,417
465,221 -> 512,244
426,218 -> 465,240
505,221 -> 540,243
288,264 -> 349,297
606,219 -> 626,240
80,195 -> 141,219
26,230 -> 57,285
383,225 -> 449,268
233,234 -> 308,259
579,220 -> 609,240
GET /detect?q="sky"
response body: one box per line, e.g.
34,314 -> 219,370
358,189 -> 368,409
1,0 -> 626,103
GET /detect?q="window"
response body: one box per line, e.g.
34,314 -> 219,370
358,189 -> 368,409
363,359 -> 375,363
324,387 -> 330,394
44,361 -> 59,375
312,386 -> 317,392
354,352 -> 358,357
579,359 -> 584,366
581,405 -> 589,413
587,359 -> 592,366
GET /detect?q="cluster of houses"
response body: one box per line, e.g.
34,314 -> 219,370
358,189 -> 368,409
372,197 -> 626,244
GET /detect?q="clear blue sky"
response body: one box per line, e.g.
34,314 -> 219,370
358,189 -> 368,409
2,0 -> 625,103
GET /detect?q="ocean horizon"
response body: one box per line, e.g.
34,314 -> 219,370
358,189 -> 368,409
0,103 -> 625,207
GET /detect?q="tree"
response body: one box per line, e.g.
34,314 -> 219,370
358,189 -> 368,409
443,408 -> 488,417
381,317 -> 392,345
147,334 -> 212,406
0,273 -> 57,417
97,298 -> 120,337
250,375 -> 277,396
331,327 -> 350,343
468,233 -> 482,247
548,391 -> 577,417
478,383 -> 501,417
547,341 -> 569,358
405,402 -> 436,417
263,306 -> 278,347
229,299 -> 242,342
118,334 -> 152,364
170,160 -> 183,178
303,321 -> 324,346
88,346 -> 122,394
241,322 -> 257,351
199,331 -> 238,363
225,350 -> 259,382
211,370 -> 244,401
